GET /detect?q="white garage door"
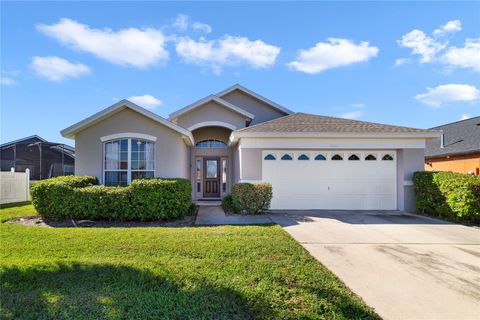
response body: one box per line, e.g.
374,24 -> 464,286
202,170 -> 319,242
262,150 -> 397,210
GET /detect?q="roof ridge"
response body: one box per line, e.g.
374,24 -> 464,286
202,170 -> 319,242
169,93 -> 254,120
236,112 -> 300,132
293,112 -> 430,131
429,115 -> 480,129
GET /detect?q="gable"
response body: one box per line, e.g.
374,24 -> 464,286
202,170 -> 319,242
61,100 -> 193,145
219,88 -> 289,125
173,100 -> 249,130
0,135 -> 46,148
76,108 -> 187,141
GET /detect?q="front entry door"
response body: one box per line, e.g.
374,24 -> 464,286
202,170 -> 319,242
204,158 -> 220,198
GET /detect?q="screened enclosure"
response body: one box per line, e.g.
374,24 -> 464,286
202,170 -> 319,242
1,136 -> 75,180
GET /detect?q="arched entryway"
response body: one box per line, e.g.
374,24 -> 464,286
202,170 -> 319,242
189,122 -> 234,201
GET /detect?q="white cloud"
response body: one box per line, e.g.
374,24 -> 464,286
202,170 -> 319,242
397,29 -> 446,63
441,38 -> 480,72
415,84 -> 480,107
288,38 -> 379,74
176,35 -> 280,72
31,56 -> 91,81
339,110 -> 362,119
396,19 -> 479,72
394,57 -> 411,66
192,22 -> 212,34
433,20 -> 462,36
128,94 -> 162,109
460,113 -> 471,120
172,14 -> 189,31
0,76 -> 17,86
172,14 -> 212,34
37,18 -> 169,68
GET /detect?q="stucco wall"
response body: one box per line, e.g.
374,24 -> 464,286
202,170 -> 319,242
425,154 -> 480,175
239,148 -> 262,181
175,101 -> 247,130
232,145 -> 240,184
75,108 -> 189,182
220,89 -> 288,125
397,148 -> 425,212
192,126 -> 232,144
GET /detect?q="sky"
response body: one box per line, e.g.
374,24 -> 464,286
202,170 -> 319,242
1,1 -> 479,146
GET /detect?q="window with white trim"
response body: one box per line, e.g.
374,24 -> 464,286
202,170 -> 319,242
104,138 -> 155,186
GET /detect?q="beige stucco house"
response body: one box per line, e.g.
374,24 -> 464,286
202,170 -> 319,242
61,84 -> 439,212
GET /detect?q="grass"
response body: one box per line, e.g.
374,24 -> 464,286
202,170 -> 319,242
1,202 -> 379,320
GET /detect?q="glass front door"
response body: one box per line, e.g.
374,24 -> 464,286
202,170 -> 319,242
203,158 -> 220,197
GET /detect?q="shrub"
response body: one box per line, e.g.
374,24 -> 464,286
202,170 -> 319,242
231,182 -> 272,214
221,194 -> 240,214
130,178 -> 192,220
30,176 -> 192,221
30,176 -> 99,218
413,171 -> 480,223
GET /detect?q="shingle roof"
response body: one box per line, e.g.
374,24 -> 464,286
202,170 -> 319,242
425,116 -> 480,158
237,112 -> 435,134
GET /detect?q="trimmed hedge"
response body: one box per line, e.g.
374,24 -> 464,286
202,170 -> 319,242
413,171 -> 480,223
30,176 -> 192,221
230,182 -> 272,214
221,194 -> 240,214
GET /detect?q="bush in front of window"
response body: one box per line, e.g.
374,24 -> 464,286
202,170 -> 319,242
413,171 -> 480,224
30,176 -> 192,221
129,178 -> 192,220
30,176 -> 99,218
230,182 -> 272,214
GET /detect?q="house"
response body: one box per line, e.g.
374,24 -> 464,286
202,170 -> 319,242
61,84 -> 439,212
0,135 -> 75,180
425,116 -> 480,175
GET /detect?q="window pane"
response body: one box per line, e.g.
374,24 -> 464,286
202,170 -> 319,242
206,160 -> 218,178
105,139 -> 155,186
120,139 -> 128,152
222,159 -> 227,192
264,154 -> 276,160
131,171 -> 154,180
348,154 -> 360,161
298,154 -> 309,160
331,154 -> 343,160
120,161 -> 128,170
281,154 -> 293,160
195,140 -> 227,148
315,154 -> 326,160
382,154 -> 394,161
105,171 -> 128,186
196,159 -> 201,181
365,154 -> 377,161
146,160 -> 154,171
105,141 -> 119,170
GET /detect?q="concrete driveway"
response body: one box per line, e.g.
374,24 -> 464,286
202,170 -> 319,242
269,210 -> 480,320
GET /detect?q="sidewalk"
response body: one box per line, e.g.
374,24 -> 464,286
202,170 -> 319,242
195,206 -> 272,225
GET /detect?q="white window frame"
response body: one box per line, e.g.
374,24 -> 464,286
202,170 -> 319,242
102,138 -> 155,185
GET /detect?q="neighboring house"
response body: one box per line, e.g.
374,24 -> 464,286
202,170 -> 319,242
61,84 -> 439,212
425,116 -> 480,175
0,135 -> 75,180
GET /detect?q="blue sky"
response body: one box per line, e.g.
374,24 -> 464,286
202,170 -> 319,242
1,1 -> 479,146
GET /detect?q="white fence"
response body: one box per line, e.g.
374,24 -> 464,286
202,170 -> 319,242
0,168 -> 30,204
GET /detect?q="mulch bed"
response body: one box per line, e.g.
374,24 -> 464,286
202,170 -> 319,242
5,215 -> 196,228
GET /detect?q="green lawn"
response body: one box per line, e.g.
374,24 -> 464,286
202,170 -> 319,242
1,203 -> 378,320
